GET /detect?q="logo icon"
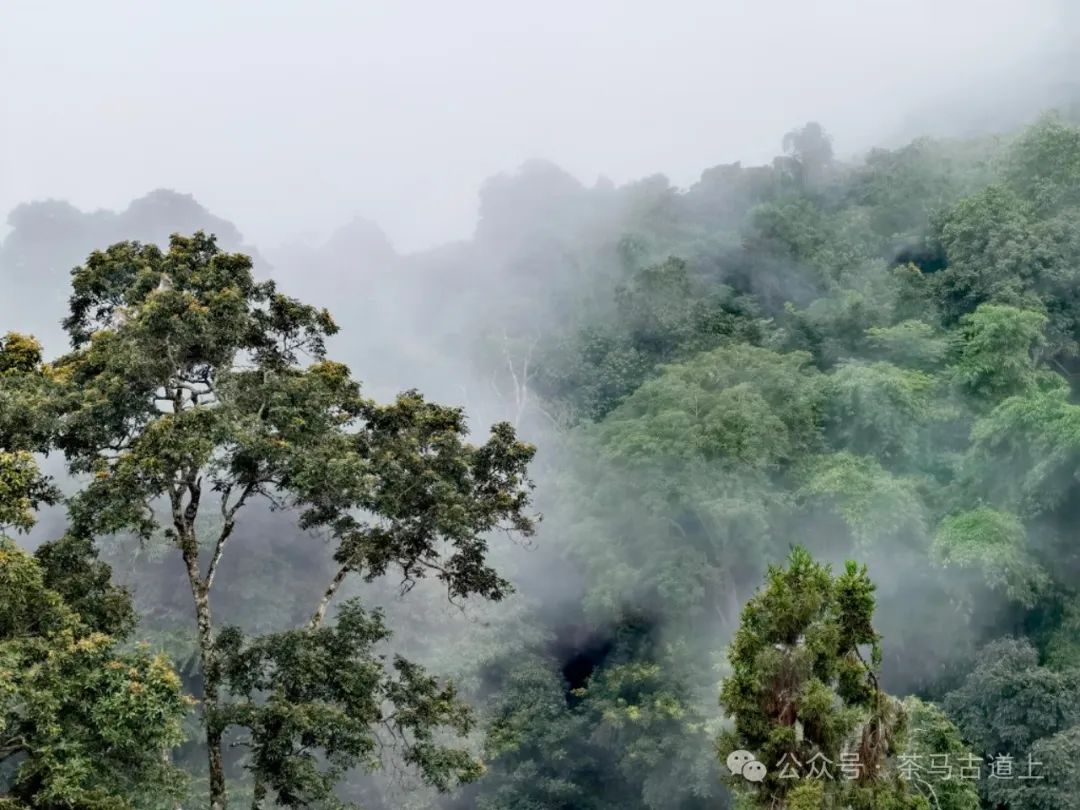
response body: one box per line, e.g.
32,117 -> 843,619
726,750 -> 767,783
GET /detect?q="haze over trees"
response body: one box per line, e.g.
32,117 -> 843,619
3,109 -> 1080,809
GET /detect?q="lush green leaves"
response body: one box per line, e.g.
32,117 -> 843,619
217,601 -> 481,810
0,539 -> 187,809
943,638 -> 1080,755
47,232 -> 537,809
718,548 -> 918,809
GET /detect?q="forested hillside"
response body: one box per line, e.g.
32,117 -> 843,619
2,111 -> 1080,809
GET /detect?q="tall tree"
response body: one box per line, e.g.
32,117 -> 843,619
53,233 -> 537,809
718,547 -> 927,809
0,333 -> 188,808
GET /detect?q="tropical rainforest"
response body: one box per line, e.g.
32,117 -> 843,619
3,109 -> 1080,810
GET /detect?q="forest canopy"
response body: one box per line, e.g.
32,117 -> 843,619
3,111 -> 1080,809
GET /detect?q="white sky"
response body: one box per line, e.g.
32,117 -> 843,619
0,0 -> 1066,252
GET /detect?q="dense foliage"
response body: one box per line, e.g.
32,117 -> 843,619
461,112 -> 1080,810
3,110 -> 1080,809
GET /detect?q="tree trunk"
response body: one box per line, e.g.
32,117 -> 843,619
182,539 -> 227,810
207,724 -> 227,810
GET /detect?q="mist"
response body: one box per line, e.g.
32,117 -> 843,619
1,0 -> 1068,252
3,3 -> 1080,809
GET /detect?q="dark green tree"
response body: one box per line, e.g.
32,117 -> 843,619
0,536 -> 189,810
718,547 -> 926,809
0,333 -> 187,808
52,233 -> 537,809
943,638 -> 1080,756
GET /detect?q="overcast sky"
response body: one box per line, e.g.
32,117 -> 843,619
0,1 -> 1069,253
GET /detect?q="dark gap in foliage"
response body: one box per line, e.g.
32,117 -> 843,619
551,613 -> 660,706
555,625 -> 615,704
562,641 -> 614,692
892,241 -> 947,274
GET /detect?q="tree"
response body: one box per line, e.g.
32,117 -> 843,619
943,638 -> 1080,810
931,186 -> 1042,323
533,258 -> 764,422
780,122 -> 835,189
1003,113 -> 1080,213
932,508 -> 1048,608
559,344 -> 823,629
984,725 -> 1080,810
52,233 -> 537,809
0,536 -> 189,810
865,320 -> 948,371
950,304 -> 1049,401
596,344 -> 823,470
472,653 -> 613,810
848,137 -> 992,242
899,698 -> 980,810
822,361 -> 935,464
717,547 -> 928,809
797,452 -> 927,552
963,385 -> 1080,516
942,638 -> 1080,756
215,601 -> 482,809
0,332 -> 60,534
0,334 -> 187,808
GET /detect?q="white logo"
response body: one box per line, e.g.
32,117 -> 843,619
726,750 -> 767,782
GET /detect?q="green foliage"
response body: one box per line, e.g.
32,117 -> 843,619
984,725 -> 1080,810
217,601 -> 481,809
7,110 -> 1080,810
0,538 -> 188,809
0,327 -> 186,809
847,135 -> 994,241
865,320 -> 948,370
943,638 -> 1080,756
951,304 -> 1048,400
477,630 -> 720,810
1044,601 -> 1080,670
901,698 -> 980,810
0,452 -> 50,534
742,197 -> 872,301
33,534 -> 137,638
46,232 -> 537,809
964,385 -> 1080,515
823,361 -> 935,462
932,508 -> 1048,607
718,548 -> 917,808
598,344 -> 822,468
798,453 -> 927,551
547,341 -> 824,642
497,114 -> 1080,801
931,186 -> 1042,322
477,655 -> 608,810
534,257 -> 765,421
1003,113 -> 1080,213
0,333 -> 61,533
